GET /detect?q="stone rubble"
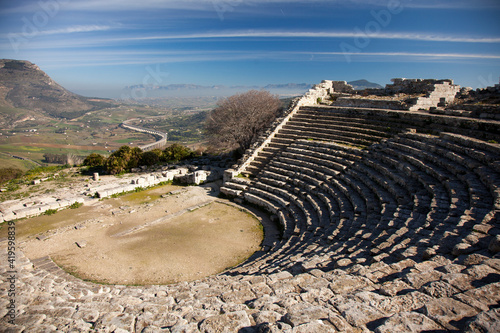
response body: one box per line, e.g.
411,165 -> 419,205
0,166 -> 224,223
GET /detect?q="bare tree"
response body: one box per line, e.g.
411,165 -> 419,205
206,90 -> 281,153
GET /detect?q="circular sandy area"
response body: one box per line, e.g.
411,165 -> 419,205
17,184 -> 263,285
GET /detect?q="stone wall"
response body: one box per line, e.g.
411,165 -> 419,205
332,97 -> 406,110
385,78 -> 454,94
408,81 -> 461,111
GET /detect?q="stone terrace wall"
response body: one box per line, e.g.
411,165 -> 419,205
383,78 -> 461,111
332,98 -> 406,110
385,78 -> 454,94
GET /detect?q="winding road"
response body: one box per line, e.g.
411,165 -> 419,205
121,118 -> 168,151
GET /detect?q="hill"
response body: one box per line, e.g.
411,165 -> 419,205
348,79 -> 383,90
0,59 -> 116,120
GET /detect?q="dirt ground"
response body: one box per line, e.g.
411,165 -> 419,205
18,184 -> 263,285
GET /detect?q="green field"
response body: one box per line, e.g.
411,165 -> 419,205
0,153 -> 39,171
0,102 -> 208,170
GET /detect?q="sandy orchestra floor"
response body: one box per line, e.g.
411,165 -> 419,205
17,184 -> 263,285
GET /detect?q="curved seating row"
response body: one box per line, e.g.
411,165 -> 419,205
226,126 -> 499,275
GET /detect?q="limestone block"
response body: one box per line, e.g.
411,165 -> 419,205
460,282 -> 500,310
404,270 -> 443,289
2,212 -> 15,221
57,200 -> 72,208
75,240 -> 87,248
252,310 -> 282,325
420,280 -> 460,298
375,312 -> 444,333
283,304 -> 333,327
12,209 -> 27,219
422,297 -> 478,331
292,320 -> 336,332
452,242 -> 474,256
379,280 -> 412,297
198,311 -> 251,333
328,275 -> 375,294
335,300 -> 387,327
488,235 -> 500,253
375,291 -> 434,315
96,312 -> 136,331
464,308 -> 500,333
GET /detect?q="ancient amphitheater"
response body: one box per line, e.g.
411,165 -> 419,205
2,79 -> 500,332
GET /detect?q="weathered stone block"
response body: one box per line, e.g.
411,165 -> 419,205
375,312 -> 444,333
464,308 -> 500,333
199,311 -> 251,333
421,297 -> 478,331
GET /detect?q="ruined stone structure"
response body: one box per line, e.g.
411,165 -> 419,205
2,79 -> 500,332
0,166 -> 221,222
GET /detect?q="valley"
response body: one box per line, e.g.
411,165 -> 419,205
0,103 -> 211,170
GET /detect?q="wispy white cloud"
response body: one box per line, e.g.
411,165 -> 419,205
16,49 -> 500,70
39,25 -> 112,35
117,30 -> 500,44
307,51 -> 500,60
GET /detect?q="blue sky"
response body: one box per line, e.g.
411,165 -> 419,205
0,0 -> 499,98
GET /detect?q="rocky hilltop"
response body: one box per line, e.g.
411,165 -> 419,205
0,59 -> 115,119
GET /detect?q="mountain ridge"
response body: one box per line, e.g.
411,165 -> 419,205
0,59 -> 115,119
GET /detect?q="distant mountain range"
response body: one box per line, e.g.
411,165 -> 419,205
122,80 -> 382,99
348,79 -> 383,90
0,59 -> 115,119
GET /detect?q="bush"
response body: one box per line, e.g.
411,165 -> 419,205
163,144 -> 197,163
69,202 -> 83,209
84,143 -> 198,175
140,149 -> 163,166
0,168 -> 23,184
83,153 -> 105,167
44,209 -> 58,216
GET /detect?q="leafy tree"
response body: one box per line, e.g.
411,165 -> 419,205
140,149 -> 163,166
83,153 -> 105,167
163,143 -> 196,163
107,146 -> 142,171
205,90 -> 281,153
105,155 -> 127,175
127,147 -> 143,169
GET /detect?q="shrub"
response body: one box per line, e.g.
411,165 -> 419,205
163,144 -> 197,163
83,153 -> 105,167
0,168 -> 23,184
44,209 -> 58,216
69,202 -> 83,209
